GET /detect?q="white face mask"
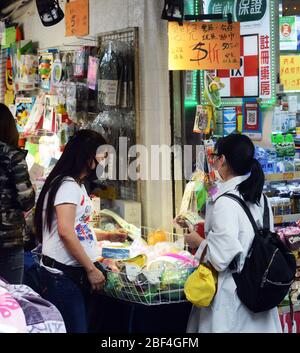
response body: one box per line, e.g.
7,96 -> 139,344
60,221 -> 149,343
214,169 -> 223,182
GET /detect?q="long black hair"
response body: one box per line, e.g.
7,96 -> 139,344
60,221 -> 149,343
215,134 -> 264,204
34,129 -> 107,243
0,103 -> 19,147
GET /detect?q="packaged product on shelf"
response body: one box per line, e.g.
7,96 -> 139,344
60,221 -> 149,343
87,56 -> 99,90
50,55 -> 63,90
38,50 -> 56,91
291,191 -> 300,214
23,93 -> 45,134
193,105 -> 212,135
15,97 -> 35,132
14,54 -> 38,91
74,47 -> 85,78
98,41 -> 119,109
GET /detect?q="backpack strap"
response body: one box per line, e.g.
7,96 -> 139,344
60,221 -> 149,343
262,194 -> 270,231
218,193 -> 260,234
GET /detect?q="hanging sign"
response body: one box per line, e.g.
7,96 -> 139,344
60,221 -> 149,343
280,56 -> 300,92
217,34 -> 259,98
205,0 -> 275,102
280,16 -> 298,51
65,0 -> 89,37
242,98 -> 262,140
168,21 -> 241,70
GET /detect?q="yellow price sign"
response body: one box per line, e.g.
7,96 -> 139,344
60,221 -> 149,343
280,56 -> 300,91
168,21 -> 241,71
283,172 -> 294,180
274,216 -> 283,224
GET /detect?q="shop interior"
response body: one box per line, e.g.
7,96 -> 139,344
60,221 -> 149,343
0,0 -> 299,334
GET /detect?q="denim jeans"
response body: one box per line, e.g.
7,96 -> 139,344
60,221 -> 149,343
0,246 -> 24,284
40,267 -> 89,333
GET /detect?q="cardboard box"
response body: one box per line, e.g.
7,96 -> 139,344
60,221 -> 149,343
112,200 -> 142,227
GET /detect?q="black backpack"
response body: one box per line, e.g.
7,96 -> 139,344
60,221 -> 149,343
220,193 -> 296,313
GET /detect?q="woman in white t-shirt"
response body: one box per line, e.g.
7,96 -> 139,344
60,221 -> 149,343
33,130 -> 127,333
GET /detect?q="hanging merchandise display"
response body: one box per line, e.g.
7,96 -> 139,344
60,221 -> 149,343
23,93 -> 45,134
98,42 -> 119,109
5,55 -> 14,106
0,49 -> 7,104
38,50 -> 56,91
50,55 -> 63,89
242,98 -> 262,141
199,72 -> 225,135
15,97 -> 35,133
10,40 -> 39,92
1,27 -> 16,50
74,47 -> 86,78
222,107 -> 237,136
98,41 -> 135,111
87,56 -> 99,90
193,105 -> 213,135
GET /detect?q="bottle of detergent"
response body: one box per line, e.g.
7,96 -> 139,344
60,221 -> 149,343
285,134 -> 295,157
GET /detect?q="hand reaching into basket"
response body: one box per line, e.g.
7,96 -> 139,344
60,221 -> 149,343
107,229 -> 128,242
94,227 -> 128,242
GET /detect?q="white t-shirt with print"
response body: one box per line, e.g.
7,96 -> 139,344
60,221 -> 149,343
42,177 -> 99,267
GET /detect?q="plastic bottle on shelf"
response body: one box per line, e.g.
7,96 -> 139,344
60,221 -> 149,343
275,133 -> 285,158
285,134 -> 296,158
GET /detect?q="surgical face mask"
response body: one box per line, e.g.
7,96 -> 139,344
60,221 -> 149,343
214,169 -> 224,182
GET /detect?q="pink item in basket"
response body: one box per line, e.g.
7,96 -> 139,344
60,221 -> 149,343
164,253 -> 197,267
0,287 -> 27,333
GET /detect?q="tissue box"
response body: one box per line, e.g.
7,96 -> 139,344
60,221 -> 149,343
112,200 -> 142,227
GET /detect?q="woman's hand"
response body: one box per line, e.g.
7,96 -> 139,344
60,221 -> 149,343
184,230 -> 204,250
107,229 -> 128,242
94,228 -> 128,242
86,265 -> 106,292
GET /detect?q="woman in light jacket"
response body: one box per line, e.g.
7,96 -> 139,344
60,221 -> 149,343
185,134 -> 282,333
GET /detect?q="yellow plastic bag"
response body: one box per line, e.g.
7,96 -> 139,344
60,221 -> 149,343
184,264 -> 217,307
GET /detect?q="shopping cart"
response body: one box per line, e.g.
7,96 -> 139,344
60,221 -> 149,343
104,227 -> 195,306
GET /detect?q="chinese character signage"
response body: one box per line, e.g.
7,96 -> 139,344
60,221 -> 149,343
280,16 -> 298,51
168,21 -> 241,70
235,0 -> 267,22
217,35 -> 259,98
208,0 -> 267,22
280,56 -> 300,91
65,0 -> 89,37
206,0 -> 274,101
208,0 -> 235,17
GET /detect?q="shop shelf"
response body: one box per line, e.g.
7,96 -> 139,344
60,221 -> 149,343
279,304 -> 300,314
274,214 -> 300,225
265,172 -> 300,182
